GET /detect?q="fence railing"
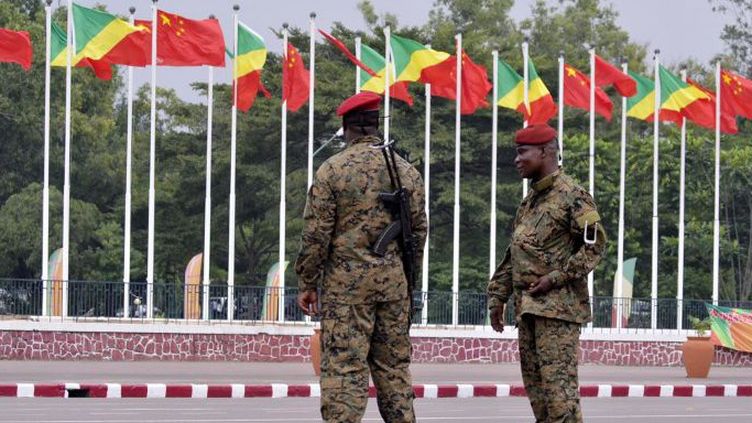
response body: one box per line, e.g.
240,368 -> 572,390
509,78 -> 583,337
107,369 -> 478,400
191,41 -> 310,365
1,278 -> 750,329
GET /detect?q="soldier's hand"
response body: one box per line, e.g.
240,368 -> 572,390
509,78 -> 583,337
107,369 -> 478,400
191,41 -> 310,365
528,275 -> 553,296
297,290 -> 319,316
490,306 -> 505,333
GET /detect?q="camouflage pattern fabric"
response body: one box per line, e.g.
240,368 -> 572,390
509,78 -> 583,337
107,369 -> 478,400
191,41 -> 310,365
295,135 -> 427,305
518,314 -> 583,423
319,299 -> 414,423
487,169 -> 607,323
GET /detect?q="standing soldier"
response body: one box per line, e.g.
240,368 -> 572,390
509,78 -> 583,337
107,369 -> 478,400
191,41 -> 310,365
487,124 -> 606,423
295,91 -> 427,423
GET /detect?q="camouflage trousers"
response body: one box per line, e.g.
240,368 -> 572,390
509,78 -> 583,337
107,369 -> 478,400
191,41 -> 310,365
518,313 -> 583,423
319,299 -> 415,423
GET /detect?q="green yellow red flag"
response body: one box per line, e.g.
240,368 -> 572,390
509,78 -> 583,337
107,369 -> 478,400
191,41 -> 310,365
389,34 -> 449,83
707,304 -> 752,353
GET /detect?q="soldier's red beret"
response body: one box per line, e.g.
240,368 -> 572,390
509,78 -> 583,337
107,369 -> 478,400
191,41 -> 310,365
514,124 -> 557,145
336,92 -> 382,117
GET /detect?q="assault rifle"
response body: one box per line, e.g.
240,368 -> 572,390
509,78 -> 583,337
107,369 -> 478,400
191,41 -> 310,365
370,139 -> 421,326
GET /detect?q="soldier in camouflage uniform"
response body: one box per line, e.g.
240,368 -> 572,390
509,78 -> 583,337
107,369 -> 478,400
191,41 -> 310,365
487,124 -> 606,423
295,91 -> 427,423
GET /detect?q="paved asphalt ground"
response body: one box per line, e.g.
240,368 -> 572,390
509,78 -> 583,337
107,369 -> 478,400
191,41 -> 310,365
1,361 -> 750,422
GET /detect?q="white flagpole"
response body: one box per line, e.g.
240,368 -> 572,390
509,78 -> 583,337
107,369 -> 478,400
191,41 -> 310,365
278,24 -> 289,323
355,37 -> 361,93
202,60 -> 214,322
422,45 -> 432,325
307,13 -> 316,190
227,5 -> 239,321
587,47 -> 595,319
521,39 -> 529,198
146,0 -> 158,319
123,7 -> 136,319
62,0 -> 74,317
42,0 -> 52,317
557,51 -> 564,166
616,61 -> 628,330
712,61 -> 721,306
677,69 -> 687,330
651,49 -> 661,330
451,33 -> 462,327
383,26 -> 391,143
489,50 -> 498,279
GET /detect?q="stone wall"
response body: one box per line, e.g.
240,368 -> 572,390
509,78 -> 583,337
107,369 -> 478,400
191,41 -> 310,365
2,330 -> 751,366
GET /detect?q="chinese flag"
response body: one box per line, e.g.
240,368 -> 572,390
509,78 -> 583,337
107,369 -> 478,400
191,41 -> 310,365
563,64 -> 613,120
685,77 -> 737,134
420,52 -> 492,115
0,28 -> 32,70
594,55 -> 636,97
282,43 -> 309,112
720,69 -> 752,120
135,11 -> 225,67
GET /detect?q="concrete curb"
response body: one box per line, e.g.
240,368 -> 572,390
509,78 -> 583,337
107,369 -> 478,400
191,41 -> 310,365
1,383 -> 751,399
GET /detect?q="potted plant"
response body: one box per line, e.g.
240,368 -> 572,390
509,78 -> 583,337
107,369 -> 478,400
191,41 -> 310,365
681,316 -> 714,378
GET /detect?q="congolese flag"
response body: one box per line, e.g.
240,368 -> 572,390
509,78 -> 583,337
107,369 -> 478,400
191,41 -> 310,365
50,22 -> 111,80
495,58 -> 527,117
658,65 -> 711,126
626,70 -> 657,120
389,34 -> 450,83
234,22 -> 269,112
707,304 -> 752,353
527,59 -> 557,124
72,3 -> 142,62
359,43 -> 413,105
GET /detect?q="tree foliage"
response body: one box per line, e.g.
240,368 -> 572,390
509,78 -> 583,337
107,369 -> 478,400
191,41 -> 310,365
0,0 -> 750,303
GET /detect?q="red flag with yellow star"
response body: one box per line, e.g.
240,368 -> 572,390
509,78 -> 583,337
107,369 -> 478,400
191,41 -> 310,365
563,63 -> 613,120
282,43 -> 310,112
135,10 -> 225,67
721,69 -> 752,120
419,51 -> 492,115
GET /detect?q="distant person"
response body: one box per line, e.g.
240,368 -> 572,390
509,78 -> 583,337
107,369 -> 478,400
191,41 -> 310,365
295,92 -> 427,423
487,124 -> 606,423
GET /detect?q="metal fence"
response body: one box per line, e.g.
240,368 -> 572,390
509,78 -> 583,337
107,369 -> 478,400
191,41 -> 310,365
1,278 -> 750,329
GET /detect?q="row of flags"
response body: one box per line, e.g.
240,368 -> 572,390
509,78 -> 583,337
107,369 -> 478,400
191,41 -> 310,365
3,3 -> 752,131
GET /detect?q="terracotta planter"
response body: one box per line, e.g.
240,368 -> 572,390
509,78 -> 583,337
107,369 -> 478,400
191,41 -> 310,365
681,336 -> 714,378
310,328 -> 321,376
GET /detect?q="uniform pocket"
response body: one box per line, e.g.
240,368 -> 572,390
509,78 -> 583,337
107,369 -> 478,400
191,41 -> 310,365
321,305 -> 351,350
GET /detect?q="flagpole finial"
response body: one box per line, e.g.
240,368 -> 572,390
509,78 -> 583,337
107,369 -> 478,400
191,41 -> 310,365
129,6 -> 135,14
523,35 -> 529,44
654,49 -> 660,55
209,14 -> 216,19
152,0 -> 158,4
283,23 -> 289,29
310,12 -> 317,19
46,0 -> 52,6
559,50 -> 564,58
233,4 -> 240,11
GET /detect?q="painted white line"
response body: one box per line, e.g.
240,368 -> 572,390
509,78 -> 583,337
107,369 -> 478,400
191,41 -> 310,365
597,384 -> 612,397
628,384 -> 644,397
192,384 -> 208,399
456,384 -> 473,398
106,383 -> 121,398
16,383 -> 34,398
692,384 -> 706,397
308,383 -> 320,398
271,384 -> 288,398
146,383 -> 166,398
495,384 -> 510,397
231,384 -> 245,399
423,384 -> 438,399
724,384 -> 737,397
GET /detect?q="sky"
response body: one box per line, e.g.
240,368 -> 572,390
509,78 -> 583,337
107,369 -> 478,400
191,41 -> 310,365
65,0 -> 733,102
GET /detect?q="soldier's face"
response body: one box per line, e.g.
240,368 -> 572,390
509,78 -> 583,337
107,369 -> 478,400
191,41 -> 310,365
514,145 -> 544,179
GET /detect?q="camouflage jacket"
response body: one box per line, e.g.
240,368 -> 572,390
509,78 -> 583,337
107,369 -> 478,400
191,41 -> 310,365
294,135 -> 427,305
487,170 -> 607,324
